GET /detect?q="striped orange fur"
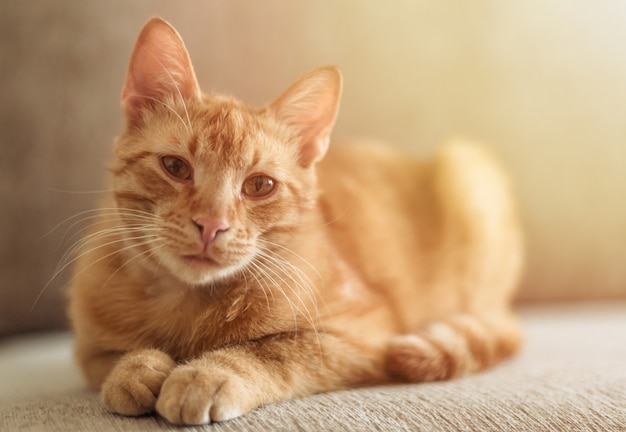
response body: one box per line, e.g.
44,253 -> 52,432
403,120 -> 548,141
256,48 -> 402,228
67,17 -> 523,425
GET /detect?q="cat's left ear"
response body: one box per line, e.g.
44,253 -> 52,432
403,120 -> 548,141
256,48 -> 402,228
121,17 -> 201,126
269,67 -> 342,167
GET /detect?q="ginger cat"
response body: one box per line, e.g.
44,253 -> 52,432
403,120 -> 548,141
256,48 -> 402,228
68,17 -> 523,425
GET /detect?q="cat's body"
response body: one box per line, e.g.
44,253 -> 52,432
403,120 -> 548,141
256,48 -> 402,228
68,18 -> 523,425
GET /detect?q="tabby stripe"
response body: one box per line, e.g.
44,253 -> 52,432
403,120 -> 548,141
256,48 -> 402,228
385,316 -> 506,383
264,225 -> 299,236
447,316 -> 495,370
113,150 -> 154,174
385,334 -> 444,382
187,135 -> 199,156
420,322 -> 471,379
114,191 -> 156,210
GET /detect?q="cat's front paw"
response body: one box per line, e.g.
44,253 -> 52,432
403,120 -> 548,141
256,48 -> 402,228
156,362 -> 250,425
101,349 -> 176,416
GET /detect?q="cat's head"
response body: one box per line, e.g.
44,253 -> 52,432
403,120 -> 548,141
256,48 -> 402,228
110,17 -> 341,286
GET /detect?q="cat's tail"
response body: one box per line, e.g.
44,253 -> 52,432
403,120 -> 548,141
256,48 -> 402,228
384,312 -> 522,382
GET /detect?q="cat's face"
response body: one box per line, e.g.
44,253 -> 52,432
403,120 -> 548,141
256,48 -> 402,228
110,18 -> 341,287
112,98 -> 316,285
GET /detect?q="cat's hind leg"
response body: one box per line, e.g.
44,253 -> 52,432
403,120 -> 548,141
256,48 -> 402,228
387,141 -> 524,382
385,312 -> 521,382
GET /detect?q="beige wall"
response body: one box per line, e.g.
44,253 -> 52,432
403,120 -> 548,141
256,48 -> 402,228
2,0 -> 625,333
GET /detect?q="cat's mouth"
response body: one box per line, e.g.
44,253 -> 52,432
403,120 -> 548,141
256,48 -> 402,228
181,254 -> 221,267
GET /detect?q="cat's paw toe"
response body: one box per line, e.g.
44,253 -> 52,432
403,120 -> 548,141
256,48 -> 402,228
209,390 -> 245,422
101,349 -> 175,416
156,364 -> 247,425
385,334 -> 452,382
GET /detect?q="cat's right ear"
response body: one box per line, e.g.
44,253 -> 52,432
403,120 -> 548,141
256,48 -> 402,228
121,17 -> 200,126
269,67 -> 342,167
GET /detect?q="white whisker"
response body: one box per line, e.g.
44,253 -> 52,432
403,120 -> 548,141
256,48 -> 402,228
46,187 -> 114,194
257,239 -> 323,283
56,225 -> 161,274
256,240 -> 331,320
250,253 -> 324,363
249,258 -> 299,331
242,264 -> 269,310
43,207 -> 159,240
33,234 -> 161,312
40,207 -> 165,309
103,241 -> 166,288
246,261 -> 275,313
251,246 -> 325,364
255,253 -> 319,326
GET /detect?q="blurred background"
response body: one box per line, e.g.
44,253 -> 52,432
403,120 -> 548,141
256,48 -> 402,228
2,1 -> 625,336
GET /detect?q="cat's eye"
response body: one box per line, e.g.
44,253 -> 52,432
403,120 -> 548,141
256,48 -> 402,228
242,174 -> 277,199
160,155 -> 192,181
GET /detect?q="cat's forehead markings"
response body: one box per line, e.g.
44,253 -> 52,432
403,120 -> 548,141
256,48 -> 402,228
251,149 -> 262,168
187,134 -> 199,157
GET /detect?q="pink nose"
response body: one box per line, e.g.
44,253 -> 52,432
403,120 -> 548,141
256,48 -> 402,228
192,216 -> 229,246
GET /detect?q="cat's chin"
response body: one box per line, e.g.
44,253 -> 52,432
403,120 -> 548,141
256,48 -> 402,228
181,254 -> 220,268
164,254 -> 243,287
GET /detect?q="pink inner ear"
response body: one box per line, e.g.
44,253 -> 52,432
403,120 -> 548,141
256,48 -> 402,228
121,18 -> 200,123
270,67 -> 343,167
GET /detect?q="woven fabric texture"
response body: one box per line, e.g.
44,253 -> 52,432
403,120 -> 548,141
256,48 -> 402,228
1,303 -> 625,431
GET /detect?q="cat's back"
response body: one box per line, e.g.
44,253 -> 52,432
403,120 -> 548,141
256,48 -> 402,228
316,140 -> 522,329
317,141 -> 429,253
317,140 -> 424,209
316,141 -> 436,314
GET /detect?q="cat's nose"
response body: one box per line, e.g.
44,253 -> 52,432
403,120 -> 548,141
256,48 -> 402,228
192,216 -> 229,246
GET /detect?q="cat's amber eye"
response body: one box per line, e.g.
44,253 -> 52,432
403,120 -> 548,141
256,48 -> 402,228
242,174 -> 277,199
160,155 -> 192,181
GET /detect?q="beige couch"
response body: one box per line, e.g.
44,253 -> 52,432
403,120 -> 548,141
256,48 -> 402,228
2,303 -> 625,431
2,2 -> 626,430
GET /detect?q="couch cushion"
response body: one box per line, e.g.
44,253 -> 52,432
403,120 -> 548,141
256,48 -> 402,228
1,303 -> 625,431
